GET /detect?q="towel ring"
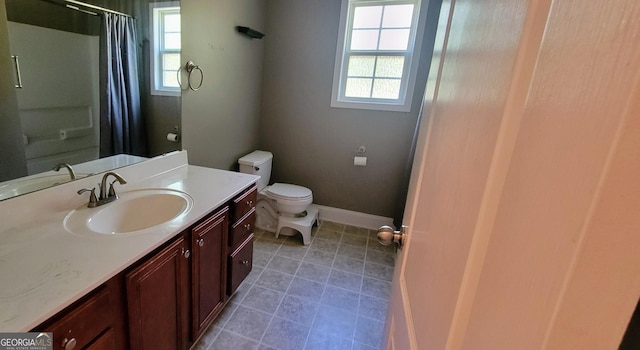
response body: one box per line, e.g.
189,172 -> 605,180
186,61 -> 203,91
176,66 -> 183,90
176,61 -> 204,91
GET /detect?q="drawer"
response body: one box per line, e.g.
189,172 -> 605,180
230,208 -> 255,251
45,287 -> 114,350
232,186 -> 257,222
228,235 -> 253,295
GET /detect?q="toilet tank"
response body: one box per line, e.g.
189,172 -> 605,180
238,150 -> 273,191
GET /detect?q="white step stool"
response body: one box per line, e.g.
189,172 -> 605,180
275,206 -> 319,245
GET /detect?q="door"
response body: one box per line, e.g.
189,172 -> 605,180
383,0 -> 533,347
384,0 -> 640,349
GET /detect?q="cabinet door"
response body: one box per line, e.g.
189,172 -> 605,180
85,328 -> 115,350
126,237 -> 190,350
228,235 -> 254,295
230,208 -> 255,252
232,186 -> 257,222
192,206 -> 229,339
34,278 -> 126,350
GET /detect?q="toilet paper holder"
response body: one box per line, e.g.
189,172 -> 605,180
353,145 -> 367,167
167,125 -> 181,142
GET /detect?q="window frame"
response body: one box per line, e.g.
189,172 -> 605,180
150,1 -> 181,97
331,0 -> 425,112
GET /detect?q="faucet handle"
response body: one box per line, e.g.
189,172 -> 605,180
77,188 -> 98,208
108,179 -> 120,198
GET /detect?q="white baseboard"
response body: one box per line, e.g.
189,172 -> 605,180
312,204 -> 394,231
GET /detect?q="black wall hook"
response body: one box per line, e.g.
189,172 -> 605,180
236,26 -> 265,39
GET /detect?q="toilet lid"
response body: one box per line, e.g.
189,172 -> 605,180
266,183 -> 312,200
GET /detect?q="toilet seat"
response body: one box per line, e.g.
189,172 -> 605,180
262,183 -> 313,218
266,183 -> 312,202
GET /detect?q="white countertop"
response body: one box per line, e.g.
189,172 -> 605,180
0,151 -> 259,331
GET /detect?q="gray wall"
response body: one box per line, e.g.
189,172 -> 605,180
181,0 -> 265,170
260,0 -> 439,217
137,0 -> 182,157
145,96 -> 181,156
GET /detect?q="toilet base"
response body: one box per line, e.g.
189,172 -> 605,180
254,198 -> 278,233
276,206 -> 319,245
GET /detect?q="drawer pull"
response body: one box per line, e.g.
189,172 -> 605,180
62,337 -> 77,350
197,238 -> 205,247
241,260 -> 250,266
244,223 -> 251,231
246,200 -> 254,207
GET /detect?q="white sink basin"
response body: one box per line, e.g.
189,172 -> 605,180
64,189 -> 193,235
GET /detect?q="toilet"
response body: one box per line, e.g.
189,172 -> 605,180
238,150 -> 318,245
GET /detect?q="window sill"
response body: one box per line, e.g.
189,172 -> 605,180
151,89 -> 180,97
330,99 -> 412,112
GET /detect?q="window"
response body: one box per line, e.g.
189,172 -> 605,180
150,2 -> 180,96
331,0 -> 424,112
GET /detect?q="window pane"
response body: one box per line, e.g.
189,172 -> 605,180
351,29 -> 379,50
348,56 -> 375,77
382,5 -> 414,28
345,78 -> 372,97
379,29 -> 410,50
333,1 -> 420,107
372,78 -> 401,99
164,33 -> 181,50
163,71 -> 179,88
164,13 -> 180,32
375,56 -> 404,78
353,6 -> 382,28
163,53 -> 180,70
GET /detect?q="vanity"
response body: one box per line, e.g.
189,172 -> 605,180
0,151 -> 259,350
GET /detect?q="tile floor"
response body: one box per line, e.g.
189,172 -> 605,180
193,220 -> 396,350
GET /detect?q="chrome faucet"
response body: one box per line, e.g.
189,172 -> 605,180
99,172 -> 127,201
77,172 -> 127,208
52,163 -> 77,180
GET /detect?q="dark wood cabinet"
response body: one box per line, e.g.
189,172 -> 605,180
228,235 -> 254,294
34,279 -> 126,350
227,185 -> 257,295
230,208 -> 255,251
32,184 -> 257,349
191,206 -> 228,340
125,237 -> 190,350
232,186 -> 257,222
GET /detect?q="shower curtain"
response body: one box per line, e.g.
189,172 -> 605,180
99,13 -> 147,157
